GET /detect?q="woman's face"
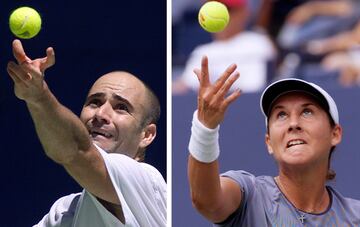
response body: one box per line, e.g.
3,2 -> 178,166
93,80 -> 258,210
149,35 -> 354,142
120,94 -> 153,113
265,92 -> 342,169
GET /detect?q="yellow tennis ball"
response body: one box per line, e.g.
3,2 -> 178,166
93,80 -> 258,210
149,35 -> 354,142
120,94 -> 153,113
9,7 -> 42,39
198,1 -> 230,33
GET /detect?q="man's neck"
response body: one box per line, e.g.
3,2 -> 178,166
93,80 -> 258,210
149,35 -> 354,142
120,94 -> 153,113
97,197 -> 125,224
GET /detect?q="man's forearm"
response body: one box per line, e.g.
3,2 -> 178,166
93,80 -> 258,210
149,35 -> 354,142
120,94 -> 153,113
26,87 -> 91,164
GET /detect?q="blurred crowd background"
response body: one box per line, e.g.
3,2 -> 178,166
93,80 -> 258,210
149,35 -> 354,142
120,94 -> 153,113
172,0 -> 360,94
172,1 -> 360,226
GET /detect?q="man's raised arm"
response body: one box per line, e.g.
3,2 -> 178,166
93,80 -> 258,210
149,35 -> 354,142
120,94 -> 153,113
7,39 -> 119,207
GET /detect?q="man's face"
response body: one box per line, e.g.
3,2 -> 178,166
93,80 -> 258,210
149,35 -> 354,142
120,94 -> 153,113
80,72 -> 147,157
265,92 -> 341,168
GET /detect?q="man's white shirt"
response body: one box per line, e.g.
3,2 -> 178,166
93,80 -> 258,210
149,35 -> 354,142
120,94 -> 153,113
34,145 -> 167,227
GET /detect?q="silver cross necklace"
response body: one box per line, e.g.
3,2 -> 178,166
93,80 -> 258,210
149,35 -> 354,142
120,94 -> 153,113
275,176 -> 327,224
298,214 -> 306,224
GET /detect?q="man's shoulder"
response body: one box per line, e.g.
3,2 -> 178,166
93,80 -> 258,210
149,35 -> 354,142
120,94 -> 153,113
140,162 -> 163,175
53,192 -> 83,210
139,162 -> 166,186
34,192 -> 83,227
94,144 -> 166,189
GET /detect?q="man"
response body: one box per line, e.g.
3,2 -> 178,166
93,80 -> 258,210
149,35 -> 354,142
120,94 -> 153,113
188,56 -> 360,226
7,39 -> 166,227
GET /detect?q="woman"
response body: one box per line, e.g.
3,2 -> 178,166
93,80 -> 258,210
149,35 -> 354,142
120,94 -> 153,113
188,56 -> 360,226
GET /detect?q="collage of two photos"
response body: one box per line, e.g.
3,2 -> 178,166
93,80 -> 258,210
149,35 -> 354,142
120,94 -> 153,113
1,0 -> 360,226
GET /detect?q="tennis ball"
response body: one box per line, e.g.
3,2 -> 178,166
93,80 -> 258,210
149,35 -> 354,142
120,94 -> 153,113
198,1 -> 230,33
9,7 -> 42,39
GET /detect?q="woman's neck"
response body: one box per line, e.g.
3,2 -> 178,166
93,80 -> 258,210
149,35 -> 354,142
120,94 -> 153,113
275,170 -> 330,213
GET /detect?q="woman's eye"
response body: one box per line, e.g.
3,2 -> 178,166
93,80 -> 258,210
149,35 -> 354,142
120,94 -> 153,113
277,111 -> 287,120
303,108 -> 313,117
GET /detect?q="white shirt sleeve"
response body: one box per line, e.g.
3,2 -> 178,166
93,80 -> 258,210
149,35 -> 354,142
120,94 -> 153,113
33,193 -> 81,227
95,145 -> 167,227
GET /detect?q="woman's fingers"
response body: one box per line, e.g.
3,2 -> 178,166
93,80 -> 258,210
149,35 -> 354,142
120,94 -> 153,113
194,69 -> 201,83
215,71 -> 240,99
212,63 -> 237,94
224,88 -> 242,107
200,56 -> 210,86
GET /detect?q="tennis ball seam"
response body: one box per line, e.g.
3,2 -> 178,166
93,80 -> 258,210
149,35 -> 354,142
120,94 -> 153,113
18,16 -> 30,30
200,11 -> 228,23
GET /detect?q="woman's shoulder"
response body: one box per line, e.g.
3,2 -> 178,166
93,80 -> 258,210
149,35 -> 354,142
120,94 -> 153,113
328,186 -> 360,218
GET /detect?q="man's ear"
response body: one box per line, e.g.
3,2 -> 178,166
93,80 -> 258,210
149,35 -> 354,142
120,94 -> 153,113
139,123 -> 157,149
265,134 -> 273,155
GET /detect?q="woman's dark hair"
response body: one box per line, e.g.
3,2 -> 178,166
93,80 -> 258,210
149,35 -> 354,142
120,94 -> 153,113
326,113 -> 336,181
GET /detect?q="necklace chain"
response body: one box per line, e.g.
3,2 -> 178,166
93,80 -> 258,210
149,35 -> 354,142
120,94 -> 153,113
275,176 -> 328,214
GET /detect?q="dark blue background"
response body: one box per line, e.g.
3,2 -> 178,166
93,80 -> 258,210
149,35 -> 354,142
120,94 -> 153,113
0,1 -> 166,226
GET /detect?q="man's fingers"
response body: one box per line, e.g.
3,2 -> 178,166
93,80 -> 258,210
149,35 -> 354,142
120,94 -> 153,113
12,39 -> 31,64
7,61 -> 32,82
7,64 -> 22,84
40,47 -> 56,71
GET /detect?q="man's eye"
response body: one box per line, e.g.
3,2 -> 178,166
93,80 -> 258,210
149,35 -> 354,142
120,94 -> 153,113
88,99 -> 102,107
115,103 -> 129,112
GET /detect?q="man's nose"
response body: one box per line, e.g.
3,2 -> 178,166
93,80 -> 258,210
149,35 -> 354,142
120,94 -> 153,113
93,102 -> 112,125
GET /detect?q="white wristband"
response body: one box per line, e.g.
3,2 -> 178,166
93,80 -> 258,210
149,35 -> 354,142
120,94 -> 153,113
188,110 -> 220,163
